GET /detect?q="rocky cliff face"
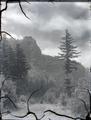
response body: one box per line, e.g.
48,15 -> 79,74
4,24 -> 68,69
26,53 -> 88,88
3,36 -> 86,84
20,36 -> 41,63
19,36 -> 86,88
4,36 -> 86,95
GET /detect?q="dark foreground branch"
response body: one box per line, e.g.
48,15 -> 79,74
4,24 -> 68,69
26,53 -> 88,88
27,86 -> 42,112
9,87 -> 45,120
1,0 -> 8,12
1,31 -> 15,40
18,0 -> 31,20
78,98 -> 89,113
0,95 -> 17,109
76,87 -> 90,113
44,110 -> 85,120
10,111 -> 45,120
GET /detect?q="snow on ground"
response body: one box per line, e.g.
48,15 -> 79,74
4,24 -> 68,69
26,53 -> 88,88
3,103 -> 76,120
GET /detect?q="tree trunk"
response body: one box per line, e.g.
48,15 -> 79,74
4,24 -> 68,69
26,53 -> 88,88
90,93 -> 91,114
0,1 -> 1,40
0,1 -> 2,120
0,91 -> 2,120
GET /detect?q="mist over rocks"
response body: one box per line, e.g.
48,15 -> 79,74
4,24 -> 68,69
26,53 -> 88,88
4,36 -> 88,101
7,35 -> 86,83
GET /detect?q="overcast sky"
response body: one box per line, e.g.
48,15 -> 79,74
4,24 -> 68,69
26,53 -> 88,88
2,2 -> 91,68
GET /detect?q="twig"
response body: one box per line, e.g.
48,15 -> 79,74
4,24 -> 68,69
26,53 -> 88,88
76,87 -> 91,112
9,87 -> 45,120
18,0 -> 31,20
1,0 -> 8,13
10,111 -> 45,120
78,98 -> 89,113
1,31 -> 15,40
76,87 -> 90,97
44,110 -> 85,120
27,86 -> 42,112
1,110 -> 11,115
0,95 -> 17,109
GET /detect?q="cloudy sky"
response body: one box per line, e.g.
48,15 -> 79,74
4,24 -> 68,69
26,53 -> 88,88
2,2 -> 91,68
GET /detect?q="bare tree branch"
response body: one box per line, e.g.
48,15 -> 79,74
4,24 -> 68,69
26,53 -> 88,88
40,114 -> 45,120
9,87 -> 45,120
1,0 -> 8,13
1,110 -> 11,115
18,0 -> 31,20
44,110 -> 85,120
0,95 -> 17,109
9,112 -> 30,118
1,31 -> 15,40
76,87 -> 90,97
27,87 -> 42,112
10,111 -> 45,120
76,87 -> 91,113
78,98 -> 89,113
85,88 -> 91,98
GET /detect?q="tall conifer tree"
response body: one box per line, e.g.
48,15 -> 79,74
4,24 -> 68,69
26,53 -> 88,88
59,29 -> 79,97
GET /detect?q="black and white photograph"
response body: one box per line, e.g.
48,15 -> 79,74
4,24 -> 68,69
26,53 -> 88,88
0,1 -> 91,120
